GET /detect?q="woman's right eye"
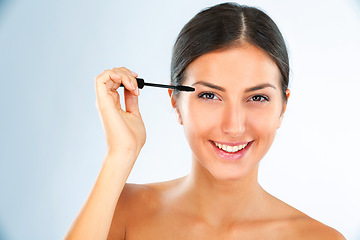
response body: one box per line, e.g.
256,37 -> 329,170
198,92 -> 219,100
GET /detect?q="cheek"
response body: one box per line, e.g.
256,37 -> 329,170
246,106 -> 281,142
181,100 -> 218,140
178,98 -> 225,161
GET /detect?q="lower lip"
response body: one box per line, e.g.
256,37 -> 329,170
210,141 -> 253,161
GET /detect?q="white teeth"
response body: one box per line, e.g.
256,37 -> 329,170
214,142 -> 248,153
226,145 -> 232,152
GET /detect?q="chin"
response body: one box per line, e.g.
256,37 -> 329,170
195,157 -> 258,183
209,166 -> 256,182
192,144 -> 261,182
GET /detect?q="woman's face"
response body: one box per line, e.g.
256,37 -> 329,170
171,44 -> 289,181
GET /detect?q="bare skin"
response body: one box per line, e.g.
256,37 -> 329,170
66,45 -> 345,240
111,178 -> 344,240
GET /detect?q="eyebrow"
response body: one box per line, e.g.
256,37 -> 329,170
244,83 -> 277,92
191,81 -> 276,93
191,81 -> 225,91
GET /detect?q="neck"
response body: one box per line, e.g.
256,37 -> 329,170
182,157 -> 267,225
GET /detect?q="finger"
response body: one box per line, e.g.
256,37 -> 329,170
113,67 -> 138,77
124,87 -> 141,117
127,75 -> 140,96
113,82 -> 121,90
96,70 -> 119,98
112,68 -> 139,96
95,70 -> 115,108
106,79 -> 115,90
108,90 -> 121,111
97,69 -> 135,91
95,70 -> 135,102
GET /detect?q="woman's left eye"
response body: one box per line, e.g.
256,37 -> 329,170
249,95 -> 269,102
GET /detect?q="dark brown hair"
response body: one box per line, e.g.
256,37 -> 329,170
171,2 -> 289,101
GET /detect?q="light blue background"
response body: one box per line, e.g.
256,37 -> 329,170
1,0 -> 360,239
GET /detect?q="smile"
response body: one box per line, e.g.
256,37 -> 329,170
213,141 -> 249,153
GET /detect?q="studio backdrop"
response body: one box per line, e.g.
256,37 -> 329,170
0,0 -> 359,239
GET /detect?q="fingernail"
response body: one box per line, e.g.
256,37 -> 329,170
130,70 -> 137,76
130,81 -> 136,90
135,87 -> 140,96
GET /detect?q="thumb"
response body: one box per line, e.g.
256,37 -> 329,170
124,88 -> 141,117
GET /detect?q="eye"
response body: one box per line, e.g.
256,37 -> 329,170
198,92 -> 220,100
249,95 -> 269,102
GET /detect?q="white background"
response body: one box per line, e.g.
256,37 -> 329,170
0,0 -> 359,239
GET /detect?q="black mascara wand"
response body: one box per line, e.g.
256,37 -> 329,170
120,78 -> 195,92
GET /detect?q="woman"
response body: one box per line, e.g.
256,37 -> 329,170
66,3 -> 345,239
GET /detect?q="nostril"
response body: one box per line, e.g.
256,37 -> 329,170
222,118 -> 245,137
221,106 -> 246,136
222,127 -> 245,137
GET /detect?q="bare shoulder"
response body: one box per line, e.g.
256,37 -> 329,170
108,183 -> 154,239
274,203 -> 345,240
108,179 -> 181,239
117,182 -> 161,215
291,216 -> 346,240
265,193 -> 345,239
119,182 -> 158,206
117,177 -> 185,216
120,177 -> 183,201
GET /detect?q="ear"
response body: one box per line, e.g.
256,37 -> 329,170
277,89 -> 290,129
168,89 -> 183,125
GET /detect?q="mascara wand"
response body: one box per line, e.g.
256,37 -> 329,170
120,78 -> 195,92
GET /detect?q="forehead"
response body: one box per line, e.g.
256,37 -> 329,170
184,44 -> 281,88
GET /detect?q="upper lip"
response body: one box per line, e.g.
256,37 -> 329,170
211,140 -> 252,146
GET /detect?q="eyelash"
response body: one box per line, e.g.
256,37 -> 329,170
248,95 -> 269,103
198,92 -> 219,100
198,92 -> 269,103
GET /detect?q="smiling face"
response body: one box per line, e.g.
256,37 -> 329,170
170,44 -> 289,181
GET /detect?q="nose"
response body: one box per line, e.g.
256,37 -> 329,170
221,103 -> 245,137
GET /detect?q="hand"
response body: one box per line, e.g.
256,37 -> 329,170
95,67 -> 146,156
